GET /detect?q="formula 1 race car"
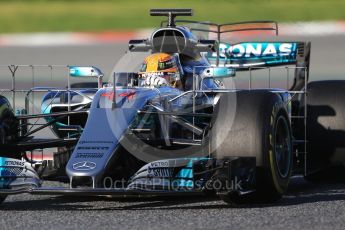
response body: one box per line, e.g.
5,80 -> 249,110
0,9 -> 343,205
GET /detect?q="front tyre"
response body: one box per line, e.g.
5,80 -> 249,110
214,91 -> 292,204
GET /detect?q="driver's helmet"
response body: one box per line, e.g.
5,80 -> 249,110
139,53 -> 181,87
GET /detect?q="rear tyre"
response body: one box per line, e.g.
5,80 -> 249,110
212,91 -> 292,204
303,80 -> 345,182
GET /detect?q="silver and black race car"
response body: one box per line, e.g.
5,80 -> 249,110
0,9 -> 342,205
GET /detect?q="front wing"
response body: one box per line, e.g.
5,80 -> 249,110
0,157 -> 256,197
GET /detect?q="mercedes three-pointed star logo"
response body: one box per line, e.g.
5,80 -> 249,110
72,161 -> 96,171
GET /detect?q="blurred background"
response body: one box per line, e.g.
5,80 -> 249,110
0,0 -> 344,33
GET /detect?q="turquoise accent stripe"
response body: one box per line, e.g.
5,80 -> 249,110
206,42 -> 298,66
173,158 -> 209,188
0,157 -> 6,176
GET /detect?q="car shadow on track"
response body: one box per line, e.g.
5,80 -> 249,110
1,177 -> 345,211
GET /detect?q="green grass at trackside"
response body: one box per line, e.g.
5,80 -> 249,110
0,0 -> 344,33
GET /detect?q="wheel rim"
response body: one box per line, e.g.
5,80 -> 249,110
274,116 -> 291,178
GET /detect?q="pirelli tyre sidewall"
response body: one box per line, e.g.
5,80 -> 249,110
258,93 -> 292,200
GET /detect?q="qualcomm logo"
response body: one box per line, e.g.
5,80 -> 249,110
215,43 -> 294,58
72,161 -> 96,171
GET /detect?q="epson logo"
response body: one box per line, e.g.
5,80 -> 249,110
216,43 -> 294,58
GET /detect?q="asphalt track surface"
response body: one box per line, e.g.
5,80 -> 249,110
1,177 -> 345,230
1,36 -> 345,230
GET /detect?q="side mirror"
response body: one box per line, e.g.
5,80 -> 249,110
196,40 -> 217,52
69,66 -> 104,78
69,66 -> 104,89
129,40 -> 152,52
201,67 -> 236,78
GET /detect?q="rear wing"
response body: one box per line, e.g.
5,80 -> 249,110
205,41 -> 309,68
205,41 -> 311,91
163,20 -> 310,91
